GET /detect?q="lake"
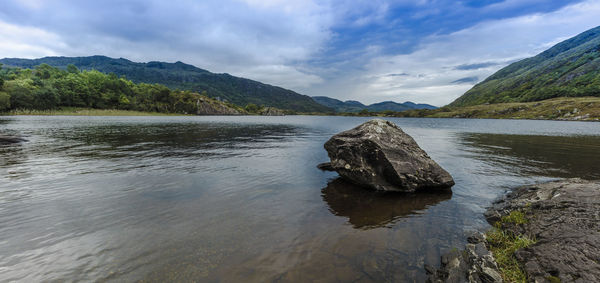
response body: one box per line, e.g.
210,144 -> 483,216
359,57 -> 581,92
1,116 -> 600,282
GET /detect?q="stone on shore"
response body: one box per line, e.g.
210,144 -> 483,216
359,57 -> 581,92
426,232 -> 503,283
323,119 -> 454,192
485,178 -> 600,283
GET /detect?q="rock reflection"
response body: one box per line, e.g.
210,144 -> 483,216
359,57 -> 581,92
322,178 -> 452,229
459,133 -> 600,179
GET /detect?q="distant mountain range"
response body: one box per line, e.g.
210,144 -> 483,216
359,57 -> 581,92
0,56 -> 331,113
312,96 -> 437,113
451,25 -> 600,107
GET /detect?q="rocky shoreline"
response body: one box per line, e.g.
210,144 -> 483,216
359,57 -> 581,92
428,178 -> 600,282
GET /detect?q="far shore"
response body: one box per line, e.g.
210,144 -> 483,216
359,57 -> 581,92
1,108 -> 189,117
2,96 -> 600,121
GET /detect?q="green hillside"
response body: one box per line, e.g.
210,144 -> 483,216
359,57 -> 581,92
0,63 -> 244,115
451,25 -> 600,107
0,56 -> 331,113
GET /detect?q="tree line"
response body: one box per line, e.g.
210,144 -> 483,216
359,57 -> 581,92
0,63 -> 240,114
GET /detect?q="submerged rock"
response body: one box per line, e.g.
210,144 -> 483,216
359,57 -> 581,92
0,135 -> 27,144
317,162 -> 335,171
323,119 -> 454,192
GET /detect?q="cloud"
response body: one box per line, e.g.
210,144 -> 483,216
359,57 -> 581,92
453,62 -> 501,70
0,0 -> 598,106
0,20 -> 67,58
386,73 -> 410,77
451,76 -> 479,84
0,0 -> 333,90
308,0 -> 600,106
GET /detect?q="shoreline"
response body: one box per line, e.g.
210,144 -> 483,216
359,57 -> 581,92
2,96 -> 600,120
428,178 -> 600,282
2,110 -> 600,122
1,108 -> 189,117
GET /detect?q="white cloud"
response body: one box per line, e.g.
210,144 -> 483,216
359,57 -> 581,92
0,20 -> 67,58
1,0 -> 599,106
0,0 -> 333,90
314,0 -> 600,106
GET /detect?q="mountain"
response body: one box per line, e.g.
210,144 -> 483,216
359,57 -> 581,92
0,56 -> 331,113
312,96 -> 365,112
312,96 -> 437,112
367,101 -> 412,112
451,25 -> 600,107
402,101 -> 439,110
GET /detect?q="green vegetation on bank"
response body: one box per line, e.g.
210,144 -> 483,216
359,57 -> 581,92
486,210 -> 536,283
0,63 -> 244,115
451,26 -> 600,107
340,97 -> 600,121
0,56 -> 331,113
4,107 -> 186,116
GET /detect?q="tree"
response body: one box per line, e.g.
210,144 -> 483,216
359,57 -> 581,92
0,92 -> 10,111
119,94 -> 131,109
4,79 -> 35,109
245,103 -> 260,113
34,64 -> 57,80
66,64 -> 79,74
32,87 -> 58,109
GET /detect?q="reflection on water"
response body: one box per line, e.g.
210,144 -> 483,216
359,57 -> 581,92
1,116 -> 600,282
460,133 -> 600,179
322,178 -> 452,229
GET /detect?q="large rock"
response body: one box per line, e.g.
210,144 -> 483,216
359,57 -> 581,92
323,119 -> 454,192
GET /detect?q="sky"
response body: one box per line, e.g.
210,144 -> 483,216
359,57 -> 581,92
0,0 -> 599,106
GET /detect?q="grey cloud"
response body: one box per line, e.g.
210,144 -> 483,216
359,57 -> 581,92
451,76 -> 479,84
453,61 -> 500,70
0,0 -> 331,66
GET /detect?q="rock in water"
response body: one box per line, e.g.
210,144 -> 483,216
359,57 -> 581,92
324,119 -> 454,192
0,135 -> 27,144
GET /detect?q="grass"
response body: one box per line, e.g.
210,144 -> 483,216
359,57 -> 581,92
2,107 -> 190,116
501,210 -> 528,225
485,210 -> 536,283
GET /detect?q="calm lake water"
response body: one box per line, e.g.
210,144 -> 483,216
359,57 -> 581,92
1,116 -> 600,282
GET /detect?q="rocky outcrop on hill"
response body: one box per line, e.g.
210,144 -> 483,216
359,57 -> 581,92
322,119 -> 454,192
259,107 -> 285,116
196,97 -> 243,115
